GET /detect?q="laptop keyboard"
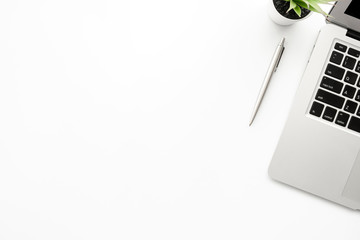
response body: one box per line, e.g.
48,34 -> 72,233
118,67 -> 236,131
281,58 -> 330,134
309,41 -> 360,134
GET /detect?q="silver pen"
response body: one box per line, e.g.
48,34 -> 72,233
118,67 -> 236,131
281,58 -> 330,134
249,37 -> 285,126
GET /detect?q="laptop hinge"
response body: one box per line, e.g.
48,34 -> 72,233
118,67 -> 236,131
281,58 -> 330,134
346,30 -> 360,42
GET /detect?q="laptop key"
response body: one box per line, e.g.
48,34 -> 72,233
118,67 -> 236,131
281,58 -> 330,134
357,106 -> 360,116
335,43 -> 347,52
322,106 -> 337,122
335,111 -> 350,127
348,48 -> 360,58
355,90 -> 360,102
342,85 -> 356,98
309,101 -> 324,117
356,61 -> 360,73
325,63 -> 345,80
348,116 -> 360,133
320,76 -> 343,94
344,71 -> 358,85
315,89 -> 345,109
330,51 -> 344,65
344,100 -> 358,114
343,56 -> 356,70
343,85 -> 356,98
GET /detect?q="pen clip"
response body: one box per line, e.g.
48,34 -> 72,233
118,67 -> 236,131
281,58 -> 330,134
274,46 -> 285,72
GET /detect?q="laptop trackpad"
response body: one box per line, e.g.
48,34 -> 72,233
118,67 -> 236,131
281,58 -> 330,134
343,149 -> 360,203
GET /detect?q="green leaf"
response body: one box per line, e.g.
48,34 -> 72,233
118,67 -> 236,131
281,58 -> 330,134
309,2 -> 327,16
287,0 -> 298,13
294,0 -> 314,10
302,0 -> 310,8
293,5 -> 302,17
282,0 -> 336,17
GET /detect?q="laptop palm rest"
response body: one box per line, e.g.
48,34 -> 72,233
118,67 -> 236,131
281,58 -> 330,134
343,149 -> 360,204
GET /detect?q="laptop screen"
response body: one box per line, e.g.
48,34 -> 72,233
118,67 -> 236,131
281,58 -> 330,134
328,0 -> 360,33
345,1 -> 360,19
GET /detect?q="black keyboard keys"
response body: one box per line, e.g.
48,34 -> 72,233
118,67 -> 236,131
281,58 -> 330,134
325,63 -> 345,80
355,90 -> 360,102
348,116 -> 360,133
310,101 -> 324,117
344,71 -> 358,85
330,51 -> 343,65
311,42 -> 360,135
356,61 -> 360,73
323,107 -> 337,122
343,56 -> 357,70
315,89 -> 345,109
320,76 -> 343,94
348,48 -> 360,58
342,85 -> 356,99
335,43 -> 347,52
335,112 -> 350,127
344,100 -> 358,114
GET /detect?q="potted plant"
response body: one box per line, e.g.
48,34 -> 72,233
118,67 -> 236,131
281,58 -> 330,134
268,0 -> 335,26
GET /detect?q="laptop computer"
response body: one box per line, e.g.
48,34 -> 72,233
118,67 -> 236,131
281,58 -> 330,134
269,0 -> 360,210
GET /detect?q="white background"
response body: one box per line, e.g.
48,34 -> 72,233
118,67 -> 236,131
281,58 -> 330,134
0,0 -> 359,239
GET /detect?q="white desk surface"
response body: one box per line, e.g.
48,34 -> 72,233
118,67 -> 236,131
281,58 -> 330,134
1,1 -> 359,239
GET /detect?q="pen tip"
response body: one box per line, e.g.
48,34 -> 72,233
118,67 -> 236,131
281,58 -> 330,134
281,37 -> 286,44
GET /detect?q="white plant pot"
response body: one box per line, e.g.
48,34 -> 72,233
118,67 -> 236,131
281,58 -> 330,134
268,0 -> 312,26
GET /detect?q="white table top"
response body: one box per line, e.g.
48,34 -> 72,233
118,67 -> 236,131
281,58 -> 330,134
1,0 -> 359,239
